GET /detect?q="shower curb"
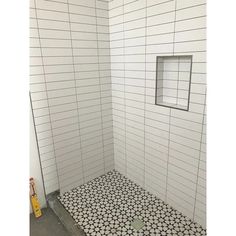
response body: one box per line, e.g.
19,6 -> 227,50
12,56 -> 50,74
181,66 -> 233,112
47,192 -> 86,236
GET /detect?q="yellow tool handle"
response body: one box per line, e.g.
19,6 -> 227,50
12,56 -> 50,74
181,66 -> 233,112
31,195 -> 42,218
30,177 -> 42,218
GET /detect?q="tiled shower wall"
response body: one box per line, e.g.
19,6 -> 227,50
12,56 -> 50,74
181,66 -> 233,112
109,0 -> 206,227
30,0 -> 114,194
30,0 -> 206,229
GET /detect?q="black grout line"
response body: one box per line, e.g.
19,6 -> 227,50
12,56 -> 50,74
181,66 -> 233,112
143,0 -> 147,189
95,0 -> 106,174
31,19 -> 110,29
31,6 -> 109,19
109,0 -> 137,11
39,129 -> 113,150
30,13 -> 206,35
44,0 -> 109,11
31,16 -> 206,38
113,142 -> 200,189
109,39 -> 206,50
31,26 -> 109,34
109,2 -> 205,17
109,27 -> 206,42
108,114 -> 204,136
122,0 -> 127,176
109,5 -> 205,28
30,65 -> 205,75
109,0 -> 172,20
48,128 -> 113,147
176,58 -> 180,105
30,78 -> 111,85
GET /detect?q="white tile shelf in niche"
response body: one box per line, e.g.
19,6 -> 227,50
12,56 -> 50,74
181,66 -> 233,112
155,55 -> 193,111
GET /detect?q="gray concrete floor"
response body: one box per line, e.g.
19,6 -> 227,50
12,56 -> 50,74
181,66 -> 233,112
30,208 -> 70,236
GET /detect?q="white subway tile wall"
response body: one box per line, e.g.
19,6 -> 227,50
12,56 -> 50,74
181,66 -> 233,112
109,0 -> 206,228
30,0 -> 114,194
30,0 -> 206,228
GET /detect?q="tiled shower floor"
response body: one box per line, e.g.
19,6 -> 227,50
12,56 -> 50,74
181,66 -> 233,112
58,170 -> 206,236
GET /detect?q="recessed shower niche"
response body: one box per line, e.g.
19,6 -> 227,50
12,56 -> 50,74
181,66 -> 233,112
155,55 -> 193,111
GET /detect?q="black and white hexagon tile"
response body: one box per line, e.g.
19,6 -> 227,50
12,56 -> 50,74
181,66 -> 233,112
58,170 -> 206,236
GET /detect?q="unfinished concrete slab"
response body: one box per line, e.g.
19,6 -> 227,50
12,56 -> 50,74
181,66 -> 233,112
30,208 -> 70,236
48,192 -> 85,236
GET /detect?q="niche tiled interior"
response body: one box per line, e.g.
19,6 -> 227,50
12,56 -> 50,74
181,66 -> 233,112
155,56 -> 192,111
